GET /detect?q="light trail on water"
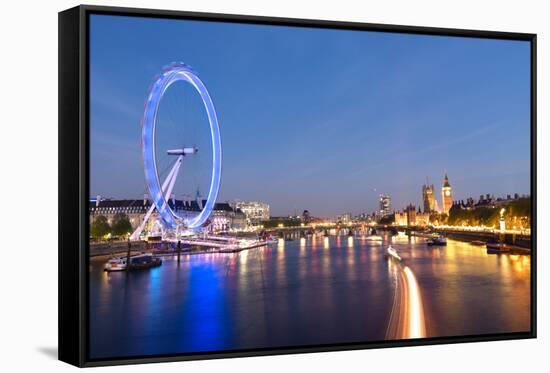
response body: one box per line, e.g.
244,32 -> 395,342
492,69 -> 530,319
403,266 -> 426,338
386,259 -> 426,340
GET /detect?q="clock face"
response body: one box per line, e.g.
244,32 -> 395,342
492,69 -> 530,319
445,190 -> 450,197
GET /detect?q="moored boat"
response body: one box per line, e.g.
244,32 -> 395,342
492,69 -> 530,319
104,256 -> 127,272
471,240 -> 486,246
365,235 -> 383,241
486,242 -> 510,254
427,235 -> 447,246
105,253 -> 162,272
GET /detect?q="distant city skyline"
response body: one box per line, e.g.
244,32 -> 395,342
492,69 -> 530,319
90,15 -> 531,217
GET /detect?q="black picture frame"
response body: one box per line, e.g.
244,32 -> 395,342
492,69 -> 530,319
58,4 -> 537,367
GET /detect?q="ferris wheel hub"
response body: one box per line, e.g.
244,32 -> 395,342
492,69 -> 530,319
167,147 -> 198,156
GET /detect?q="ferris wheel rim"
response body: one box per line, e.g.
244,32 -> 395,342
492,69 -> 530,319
141,62 -> 222,230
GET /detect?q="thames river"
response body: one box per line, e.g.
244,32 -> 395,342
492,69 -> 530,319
89,233 -> 531,359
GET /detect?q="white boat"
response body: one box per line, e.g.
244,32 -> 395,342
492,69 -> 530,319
105,256 -> 127,271
105,253 -> 162,272
387,245 -> 402,261
365,235 -> 383,241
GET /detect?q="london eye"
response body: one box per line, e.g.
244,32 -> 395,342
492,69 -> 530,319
131,62 -> 222,239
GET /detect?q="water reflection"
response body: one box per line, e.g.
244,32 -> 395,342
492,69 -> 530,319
90,236 -> 530,359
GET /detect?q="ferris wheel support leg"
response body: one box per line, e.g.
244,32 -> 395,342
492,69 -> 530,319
130,156 -> 184,240
164,156 -> 183,205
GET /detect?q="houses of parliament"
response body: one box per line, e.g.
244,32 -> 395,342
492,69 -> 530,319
422,173 -> 453,215
395,173 -> 453,227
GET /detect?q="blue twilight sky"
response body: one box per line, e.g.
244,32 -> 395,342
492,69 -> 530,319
89,14 -> 531,218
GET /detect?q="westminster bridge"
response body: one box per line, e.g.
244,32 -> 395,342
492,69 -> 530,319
263,224 -> 531,249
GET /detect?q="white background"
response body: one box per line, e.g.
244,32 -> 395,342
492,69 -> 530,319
0,0 -> 547,371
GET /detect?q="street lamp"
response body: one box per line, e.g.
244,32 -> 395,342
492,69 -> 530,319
499,208 -> 506,232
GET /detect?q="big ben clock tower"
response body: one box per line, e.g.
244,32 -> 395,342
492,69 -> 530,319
441,173 -> 453,214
